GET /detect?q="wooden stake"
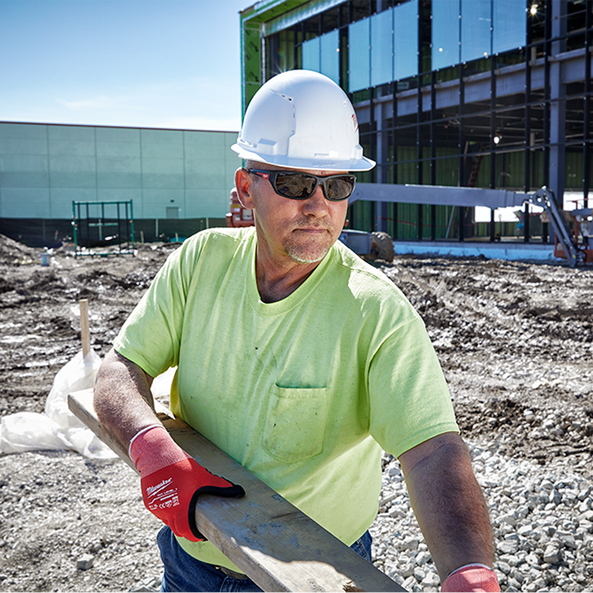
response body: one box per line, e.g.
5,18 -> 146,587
79,299 -> 90,357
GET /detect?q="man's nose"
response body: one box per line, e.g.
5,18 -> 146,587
302,184 -> 329,215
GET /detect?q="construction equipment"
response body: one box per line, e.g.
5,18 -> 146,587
68,389 -> 405,592
339,229 -> 396,261
545,205 -> 593,265
530,188 -> 592,266
350,184 -> 591,268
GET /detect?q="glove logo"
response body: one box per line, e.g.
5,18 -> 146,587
146,477 -> 181,510
146,478 -> 172,497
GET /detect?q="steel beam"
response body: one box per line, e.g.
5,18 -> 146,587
350,183 -> 524,210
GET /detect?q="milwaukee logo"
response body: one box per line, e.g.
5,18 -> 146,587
147,478 -> 172,497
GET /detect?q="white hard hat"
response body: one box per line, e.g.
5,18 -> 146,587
232,70 -> 375,172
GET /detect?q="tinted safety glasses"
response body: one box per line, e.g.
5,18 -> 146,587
247,169 -> 356,202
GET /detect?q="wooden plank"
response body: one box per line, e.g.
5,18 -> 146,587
68,388 -> 405,593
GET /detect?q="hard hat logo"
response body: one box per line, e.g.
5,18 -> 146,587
232,70 -> 375,172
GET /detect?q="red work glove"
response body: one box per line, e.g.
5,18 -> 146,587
129,425 -> 245,542
442,564 -> 500,592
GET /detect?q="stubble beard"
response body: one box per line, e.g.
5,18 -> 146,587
283,224 -> 335,264
285,243 -> 331,264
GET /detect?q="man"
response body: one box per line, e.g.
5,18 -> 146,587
94,70 -> 499,592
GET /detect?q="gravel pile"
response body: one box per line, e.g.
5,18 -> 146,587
371,440 -> 593,592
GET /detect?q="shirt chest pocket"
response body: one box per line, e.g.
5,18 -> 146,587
263,385 -> 329,464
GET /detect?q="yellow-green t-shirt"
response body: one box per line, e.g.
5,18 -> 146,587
114,227 -> 458,570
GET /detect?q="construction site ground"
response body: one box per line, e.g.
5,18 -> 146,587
0,233 -> 591,592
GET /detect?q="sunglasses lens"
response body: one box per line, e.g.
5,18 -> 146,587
275,172 -> 317,198
326,176 -> 355,201
264,170 -> 355,201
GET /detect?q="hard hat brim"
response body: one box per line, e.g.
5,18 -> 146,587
231,144 -> 376,173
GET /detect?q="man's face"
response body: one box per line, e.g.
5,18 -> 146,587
241,165 -> 350,266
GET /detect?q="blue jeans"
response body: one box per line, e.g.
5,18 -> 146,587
157,526 -> 373,592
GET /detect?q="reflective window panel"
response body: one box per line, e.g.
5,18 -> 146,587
461,0 -> 492,62
432,0 -> 460,70
349,17 -> 371,92
371,8 -> 393,87
493,0 -> 526,54
394,0 -> 419,81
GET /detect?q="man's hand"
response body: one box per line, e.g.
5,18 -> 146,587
442,564 -> 500,592
130,425 -> 245,542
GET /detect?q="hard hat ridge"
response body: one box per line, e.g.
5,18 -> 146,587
232,70 -> 375,172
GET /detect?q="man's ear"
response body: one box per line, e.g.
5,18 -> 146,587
234,168 -> 255,209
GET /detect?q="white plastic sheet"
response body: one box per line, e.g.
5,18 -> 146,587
0,412 -> 71,454
0,350 -> 116,458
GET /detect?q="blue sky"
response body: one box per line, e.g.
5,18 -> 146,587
0,0 -> 250,131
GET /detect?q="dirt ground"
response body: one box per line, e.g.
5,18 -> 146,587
0,233 -> 592,592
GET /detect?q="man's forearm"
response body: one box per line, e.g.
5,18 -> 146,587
399,432 -> 494,582
94,348 -> 161,452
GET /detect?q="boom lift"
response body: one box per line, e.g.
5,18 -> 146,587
350,184 -> 592,268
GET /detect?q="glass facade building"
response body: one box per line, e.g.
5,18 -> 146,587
240,0 -> 592,243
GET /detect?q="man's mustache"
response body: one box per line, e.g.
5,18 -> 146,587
291,219 -> 332,231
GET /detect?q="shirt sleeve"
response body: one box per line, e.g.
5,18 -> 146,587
113,242 -> 192,378
368,316 -> 459,459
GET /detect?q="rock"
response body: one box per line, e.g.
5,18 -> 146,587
543,545 -> 562,564
413,566 -> 425,581
510,567 -> 525,582
76,554 -> 95,570
402,537 -> 419,551
398,562 -> 415,578
559,534 -> 577,549
526,577 -> 546,591
415,551 -> 430,566
525,552 -> 540,566
129,586 -> 158,593
388,504 -> 408,519
498,540 -> 519,555
543,524 -> 556,537
501,513 -> 519,526
129,576 -> 162,592
421,572 -> 440,587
